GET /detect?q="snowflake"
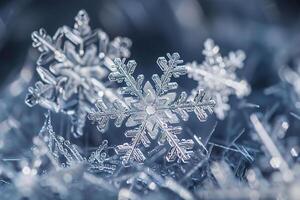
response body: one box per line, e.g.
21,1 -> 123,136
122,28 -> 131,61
88,53 -> 215,165
25,9 -> 131,137
186,39 -> 251,119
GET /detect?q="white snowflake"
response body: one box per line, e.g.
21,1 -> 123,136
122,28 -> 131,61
186,39 -> 251,119
25,10 -> 131,137
88,53 -> 215,165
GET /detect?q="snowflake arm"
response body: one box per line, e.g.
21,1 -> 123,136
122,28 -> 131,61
166,138 -> 194,162
25,66 -> 65,112
109,58 -> 144,98
171,90 -> 215,122
87,140 -> 117,174
32,28 -> 70,65
115,119 -> 149,165
156,121 -> 193,163
152,53 -> 186,95
88,99 -> 129,132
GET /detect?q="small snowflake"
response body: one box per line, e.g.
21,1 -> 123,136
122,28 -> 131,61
88,53 -> 215,165
25,10 -> 131,137
186,39 -> 251,119
87,140 -> 117,174
37,112 -> 117,174
38,116 -> 85,167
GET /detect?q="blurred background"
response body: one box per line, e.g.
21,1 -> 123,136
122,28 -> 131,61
0,0 -> 300,87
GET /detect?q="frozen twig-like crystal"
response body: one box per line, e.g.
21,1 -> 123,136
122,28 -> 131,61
280,66 -> 300,97
38,114 -> 85,167
37,113 -> 117,173
87,140 -> 117,174
210,161 -> 238,188
250,113 -> 294,181
88,53 -> 215,165
276,65 -> 300,109
186,39 -> 251,119
25,10 -> 131,137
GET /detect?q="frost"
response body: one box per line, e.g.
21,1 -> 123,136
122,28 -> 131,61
88,53 -> 215,165
87,140 -> 118,174
38,113 -> 117,174
186,39 -> 251,119
25,10 -> 131,137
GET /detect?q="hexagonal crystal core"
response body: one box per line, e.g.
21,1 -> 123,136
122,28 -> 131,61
145,105 -> 156,115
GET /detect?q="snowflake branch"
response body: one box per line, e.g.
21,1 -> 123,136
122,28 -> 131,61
155,117 -> 192,162
152,53 -> 186,95
171,90 -> 215,121
109,58 -> 144,98
88,99 -> 129,132
116,117 -> 150,165
32,29 -> 71,65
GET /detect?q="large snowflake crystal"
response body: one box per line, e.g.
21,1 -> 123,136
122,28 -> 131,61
25,10 -> 131,137
186,39 -> 251,119
88,53 -> 215,165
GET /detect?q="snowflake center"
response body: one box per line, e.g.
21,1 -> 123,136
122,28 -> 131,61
145,105 -> 156,115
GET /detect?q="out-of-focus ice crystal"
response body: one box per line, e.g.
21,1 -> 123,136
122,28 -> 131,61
186,39 -> 251,119
25,10 -> 131,137
39,113 -> 117,173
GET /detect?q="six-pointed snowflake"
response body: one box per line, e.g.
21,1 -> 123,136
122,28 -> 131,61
88,53 -> 215,165
186,39 -> 251,119
25,10 -> 131,137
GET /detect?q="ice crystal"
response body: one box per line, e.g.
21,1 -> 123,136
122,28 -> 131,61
38,113 -> 117,174
88,53 -> 215,165
186,39 -> 251,119
0,145 -> 117,199
5,5 -> 300,200
25,10 -> 131,137
250,112 -> 294,181
87,140 -> 118,174
280,66 -> 300,97
275,65 -> 300,110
